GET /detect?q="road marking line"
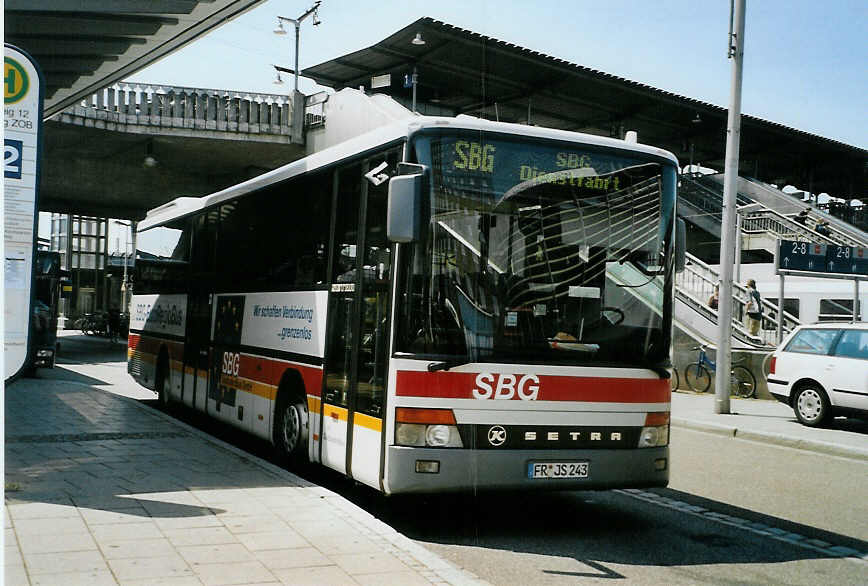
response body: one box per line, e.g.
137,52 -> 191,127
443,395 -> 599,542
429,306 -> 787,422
618,489 -> 868,566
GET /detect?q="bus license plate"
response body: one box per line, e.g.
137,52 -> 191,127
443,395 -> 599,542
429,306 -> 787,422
528,462 -> 589,479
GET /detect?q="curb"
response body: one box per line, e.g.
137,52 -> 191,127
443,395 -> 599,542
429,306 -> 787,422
672,417 -> 868,461
92,384 -> 488,586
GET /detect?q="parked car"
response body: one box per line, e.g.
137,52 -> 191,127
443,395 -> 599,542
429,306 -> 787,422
767,323 -> 868,426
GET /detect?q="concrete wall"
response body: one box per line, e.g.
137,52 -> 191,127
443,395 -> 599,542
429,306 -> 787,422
305,89 -> 415,154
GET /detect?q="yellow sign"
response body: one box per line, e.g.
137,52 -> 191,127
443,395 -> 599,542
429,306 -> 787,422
4,57 -> 29,104
452,140 -> 495,173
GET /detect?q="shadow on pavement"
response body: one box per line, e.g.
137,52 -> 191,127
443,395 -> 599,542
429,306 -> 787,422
24,364 -> 109,387
343,487 -> 866,572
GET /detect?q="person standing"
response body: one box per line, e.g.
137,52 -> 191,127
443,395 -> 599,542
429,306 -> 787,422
707,285 -> 719,310
108,308 -> 121,343
745,279 -> 763,336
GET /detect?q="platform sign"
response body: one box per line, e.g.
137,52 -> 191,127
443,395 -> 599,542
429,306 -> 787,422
778,240 -> 868,277
4,44 -> 44,382
778,240 -> 826,272
852,247 -> 868,276
826,244 -> 854,274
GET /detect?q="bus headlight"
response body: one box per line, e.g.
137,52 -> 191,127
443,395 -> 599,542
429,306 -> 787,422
395,423 -> 426,446
395,408 -> 464,448
425,424 -> 463,448
638,412 -> 670,448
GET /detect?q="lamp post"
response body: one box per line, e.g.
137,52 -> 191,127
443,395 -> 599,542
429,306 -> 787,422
114,220 -> 132,315
274,1 -> 321,95
715,0 -> 746,414
410,32 -> 425,112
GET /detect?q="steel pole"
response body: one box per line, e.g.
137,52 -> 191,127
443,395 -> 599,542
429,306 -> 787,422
294,21 -> 300,94
412,65 -> 418,112
715,0 -> 746,414
777,274 -> 785,344
735,211 -> 742,283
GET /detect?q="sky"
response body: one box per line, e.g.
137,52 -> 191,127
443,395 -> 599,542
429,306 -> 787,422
41,0 -> 867,247
123,0 -> 868,150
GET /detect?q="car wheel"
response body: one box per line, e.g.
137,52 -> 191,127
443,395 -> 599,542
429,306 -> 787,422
793,384 -> 830,427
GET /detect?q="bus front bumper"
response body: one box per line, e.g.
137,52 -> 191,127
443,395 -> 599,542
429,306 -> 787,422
385,446 -> 669,494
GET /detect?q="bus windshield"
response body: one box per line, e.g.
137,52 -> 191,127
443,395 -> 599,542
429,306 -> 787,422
395,132 -> 676,367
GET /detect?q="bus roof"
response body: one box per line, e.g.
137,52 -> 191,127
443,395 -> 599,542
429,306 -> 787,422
138,115 -> 679,231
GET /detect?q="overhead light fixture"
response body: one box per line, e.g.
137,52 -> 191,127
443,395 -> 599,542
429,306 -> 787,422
142,140 -> 157,168
692,113 -> 702,124
412,32 -> 426,46
273,71 -> 284,85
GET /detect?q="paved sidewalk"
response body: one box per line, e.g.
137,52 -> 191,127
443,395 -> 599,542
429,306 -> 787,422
671,390 -> 868,460
4,378 -> 484,586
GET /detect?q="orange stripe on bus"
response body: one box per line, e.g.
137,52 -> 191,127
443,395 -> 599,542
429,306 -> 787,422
353,412 -> 383,433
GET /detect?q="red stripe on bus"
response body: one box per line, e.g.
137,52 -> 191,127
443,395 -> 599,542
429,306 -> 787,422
230,353 -> 323,397
395,370 -> 669,403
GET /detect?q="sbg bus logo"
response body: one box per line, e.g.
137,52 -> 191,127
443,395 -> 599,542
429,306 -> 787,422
472,373 -> 540,400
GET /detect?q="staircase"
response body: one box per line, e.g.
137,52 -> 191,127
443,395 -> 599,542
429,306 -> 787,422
677,252 -> 801,348
680,174 -> 868,254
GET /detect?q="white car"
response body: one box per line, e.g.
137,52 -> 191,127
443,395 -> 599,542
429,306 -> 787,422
767,323 -> 868,427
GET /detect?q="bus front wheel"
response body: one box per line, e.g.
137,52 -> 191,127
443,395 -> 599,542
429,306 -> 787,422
274,396 -> 308,466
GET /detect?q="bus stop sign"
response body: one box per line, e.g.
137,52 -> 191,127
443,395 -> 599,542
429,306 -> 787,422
4,44 -> 44,382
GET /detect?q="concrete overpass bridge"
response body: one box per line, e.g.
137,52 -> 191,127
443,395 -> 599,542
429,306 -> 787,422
40,82 -> 321,219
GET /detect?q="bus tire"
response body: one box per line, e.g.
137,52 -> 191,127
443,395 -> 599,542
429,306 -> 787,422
273,384 -> 309,466
155,350 -> 171,409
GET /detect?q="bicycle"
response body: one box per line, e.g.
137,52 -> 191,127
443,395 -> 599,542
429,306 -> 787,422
684,344 -> 757,398
670,367 -> 680,392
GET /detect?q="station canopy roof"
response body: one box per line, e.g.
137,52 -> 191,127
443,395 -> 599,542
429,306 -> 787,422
304,18 -> 865,197
5,0 -> 266,118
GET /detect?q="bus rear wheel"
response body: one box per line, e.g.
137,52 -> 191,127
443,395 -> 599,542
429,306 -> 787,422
274,396 -> 308,466
155,353 -> 170,408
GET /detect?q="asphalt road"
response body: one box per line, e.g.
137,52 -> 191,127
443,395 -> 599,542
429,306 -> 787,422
31,332 -> 868,585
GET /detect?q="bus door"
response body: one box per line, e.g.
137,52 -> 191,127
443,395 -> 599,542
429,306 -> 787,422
182,292 -> 211,411
321,156 -> 394,487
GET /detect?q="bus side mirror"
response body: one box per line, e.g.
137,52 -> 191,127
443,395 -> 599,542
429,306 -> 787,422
387,164 -> 426,243
675,218 -> 687,273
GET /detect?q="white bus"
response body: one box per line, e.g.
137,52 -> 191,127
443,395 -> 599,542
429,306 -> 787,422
128,115 -> 683,494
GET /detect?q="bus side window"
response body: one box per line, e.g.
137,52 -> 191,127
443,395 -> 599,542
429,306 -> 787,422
332,164 -> 362,283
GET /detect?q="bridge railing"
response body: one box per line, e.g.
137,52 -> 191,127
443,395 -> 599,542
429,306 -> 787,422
63,82 -> 295,136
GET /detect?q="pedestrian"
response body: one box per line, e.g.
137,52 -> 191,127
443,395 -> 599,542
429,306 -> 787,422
815,220 -> 832,236
108,308 -> 121,343
707,285 -> 719,310
744,279 -> 763,337
793,209 -> 809,225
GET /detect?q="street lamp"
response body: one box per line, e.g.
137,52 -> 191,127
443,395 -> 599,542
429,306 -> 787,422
113,220 -> 132,315
273,1 -> 321,95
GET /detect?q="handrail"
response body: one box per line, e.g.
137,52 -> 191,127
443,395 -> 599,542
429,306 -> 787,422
57,82 -> 296,136
742,208 -> 861,247
677,252 -> 800,346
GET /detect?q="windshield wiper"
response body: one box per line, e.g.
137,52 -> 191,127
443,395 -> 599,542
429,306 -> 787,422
428,359 -> 473,372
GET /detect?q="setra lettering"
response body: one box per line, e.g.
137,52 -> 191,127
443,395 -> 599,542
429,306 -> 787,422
472,373 -> 540,400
